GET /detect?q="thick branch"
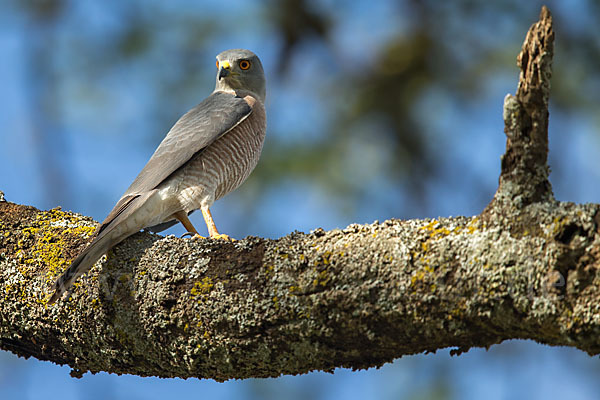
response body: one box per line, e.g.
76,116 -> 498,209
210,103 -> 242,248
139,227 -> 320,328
1,199 -> 600,379
2,7 -> 598,381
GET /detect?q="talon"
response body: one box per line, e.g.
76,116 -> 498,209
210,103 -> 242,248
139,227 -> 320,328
181,232 -> 205,239
174,211 -> 203,239
212,233 -> 234,241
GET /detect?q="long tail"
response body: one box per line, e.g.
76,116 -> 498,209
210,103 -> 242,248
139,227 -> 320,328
48,235 -> 115,304
48,191 -> 157,304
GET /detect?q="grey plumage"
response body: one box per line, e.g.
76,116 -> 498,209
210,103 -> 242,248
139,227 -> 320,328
49,49 -> 267,304
125,92 -> 252,196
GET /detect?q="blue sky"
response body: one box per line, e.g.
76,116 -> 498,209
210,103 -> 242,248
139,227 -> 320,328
1,1 -> 600,399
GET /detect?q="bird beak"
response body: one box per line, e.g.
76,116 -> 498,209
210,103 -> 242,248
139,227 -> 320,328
218,61 -> 231,80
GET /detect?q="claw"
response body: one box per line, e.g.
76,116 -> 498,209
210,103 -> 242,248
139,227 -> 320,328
211,233 -> 235,241
181,232 -> 205,239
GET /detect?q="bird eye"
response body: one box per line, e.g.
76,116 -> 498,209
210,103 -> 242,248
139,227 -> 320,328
239,60 -> 251,70
216,60 -> 219,69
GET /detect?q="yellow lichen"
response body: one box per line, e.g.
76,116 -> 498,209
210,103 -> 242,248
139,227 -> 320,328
190,277 -> 214,298
3,208 -> 96,305
313,269 -> 330,287
263,264 -> 275,280
411,270 -> 426,285
410,263 -> 434,288
29,210 -> 96,282
552,216 -> 569,236
432,226 -> 451,236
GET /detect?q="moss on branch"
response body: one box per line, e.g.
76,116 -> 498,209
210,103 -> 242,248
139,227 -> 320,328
1,199 -> 600,380
1,6 -> 597,381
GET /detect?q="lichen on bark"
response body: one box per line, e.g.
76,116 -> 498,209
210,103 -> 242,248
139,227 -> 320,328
1,6 -> 599,380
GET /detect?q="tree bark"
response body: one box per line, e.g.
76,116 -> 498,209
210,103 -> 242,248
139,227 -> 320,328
1,7 -> 599,380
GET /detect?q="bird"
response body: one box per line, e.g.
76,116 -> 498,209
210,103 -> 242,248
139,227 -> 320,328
48,48 -> 267,304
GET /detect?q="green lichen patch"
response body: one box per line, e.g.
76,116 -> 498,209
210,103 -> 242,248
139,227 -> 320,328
0,202 -> 97,307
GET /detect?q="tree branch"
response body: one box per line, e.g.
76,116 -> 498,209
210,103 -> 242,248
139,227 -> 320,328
1,7 -> 599,380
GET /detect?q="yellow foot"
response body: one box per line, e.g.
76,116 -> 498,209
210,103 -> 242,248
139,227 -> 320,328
211,233 -> 235,241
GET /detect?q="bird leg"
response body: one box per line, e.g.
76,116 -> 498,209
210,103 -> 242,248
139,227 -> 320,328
173,211 -> 205,239
201,206 -> 233,241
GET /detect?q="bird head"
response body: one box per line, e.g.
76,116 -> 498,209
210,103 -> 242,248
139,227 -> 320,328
214,49 -> 266,103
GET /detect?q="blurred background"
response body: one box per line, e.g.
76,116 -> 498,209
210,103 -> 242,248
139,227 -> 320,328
1,0 -> 600,399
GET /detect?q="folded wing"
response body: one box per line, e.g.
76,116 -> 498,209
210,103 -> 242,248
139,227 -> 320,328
97,92 -> 253,235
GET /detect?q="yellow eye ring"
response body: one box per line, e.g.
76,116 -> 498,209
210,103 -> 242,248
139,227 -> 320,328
239,60 -> 251,70
216,60 -> 219,69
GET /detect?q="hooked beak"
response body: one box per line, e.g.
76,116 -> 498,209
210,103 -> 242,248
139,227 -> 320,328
218,60 -> 231,80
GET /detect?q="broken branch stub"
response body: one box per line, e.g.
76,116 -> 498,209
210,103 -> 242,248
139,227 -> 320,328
488,6 -> 555,212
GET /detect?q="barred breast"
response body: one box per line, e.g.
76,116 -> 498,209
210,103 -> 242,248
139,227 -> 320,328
174,94 -> 266,213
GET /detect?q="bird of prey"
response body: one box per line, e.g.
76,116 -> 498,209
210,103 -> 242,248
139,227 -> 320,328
49,48 -> 267,304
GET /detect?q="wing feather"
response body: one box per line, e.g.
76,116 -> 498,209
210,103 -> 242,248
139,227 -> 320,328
96,194 -> 139,235
125,91 -> 252,195
95,91 -> 251,234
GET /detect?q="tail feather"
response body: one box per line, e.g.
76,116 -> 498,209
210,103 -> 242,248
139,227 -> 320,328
48,236 -> 112,304
48,190 -> 157,304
